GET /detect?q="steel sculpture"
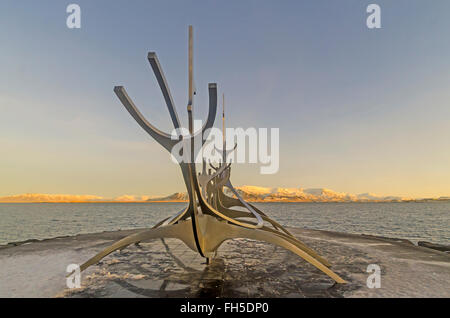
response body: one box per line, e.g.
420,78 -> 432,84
77,26 -> 346,284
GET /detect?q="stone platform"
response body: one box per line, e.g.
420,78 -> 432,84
1,227 -> 449,298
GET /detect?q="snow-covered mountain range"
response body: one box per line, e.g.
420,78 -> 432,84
1,186 -> 448,203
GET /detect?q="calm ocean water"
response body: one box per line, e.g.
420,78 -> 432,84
0,202 -> 448,246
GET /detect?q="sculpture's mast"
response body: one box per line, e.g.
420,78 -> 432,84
222,93 -> 226,164
188,25 -> 194,134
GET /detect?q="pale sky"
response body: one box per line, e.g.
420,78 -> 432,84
1,1 -> 449,198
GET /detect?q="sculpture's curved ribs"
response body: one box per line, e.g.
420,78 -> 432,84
147,52 -> 181,130
198,163 -> 265,229
217,193 -> 283,231
187,83 -> 218,145
160,207 -> 189,227
147,53 -> 218,145
209,218 -> 346,284
227,217 -> 330,267
114,82 -> 216,152
77,220 -> 197,273
216,187 -> 293,236
224,180 -> 265,227
205,163 -> 297,239
191,163 -> 264,229
209,161 -> 219,171
202,83 -> 218,139
114,86 -> 177,152
205,195 -> 330,266
203,163 -> 231,189
213,142 -> 237,161
198,164 -> 228,200
160,82 -> 217,151
152,216 -> 171,228
259,226 -> 330,267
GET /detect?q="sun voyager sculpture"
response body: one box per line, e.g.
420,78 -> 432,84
78,26 -> 346,284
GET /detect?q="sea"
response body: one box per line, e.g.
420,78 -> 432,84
0,202 -> 448,246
